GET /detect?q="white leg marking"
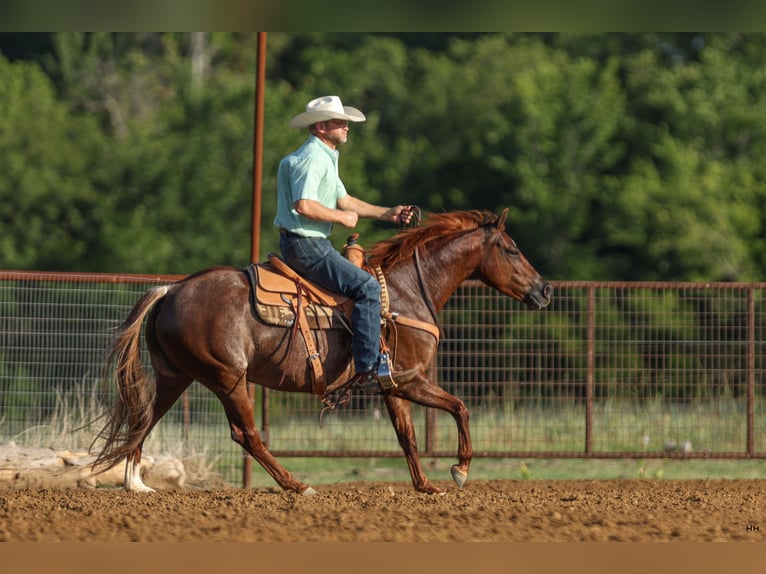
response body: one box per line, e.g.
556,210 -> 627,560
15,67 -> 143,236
124,459 -> 155,492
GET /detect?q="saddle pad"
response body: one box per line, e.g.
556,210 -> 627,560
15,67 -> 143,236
255,299 -> 346,329
246,262 -> 351,330
257,256 -> 350,308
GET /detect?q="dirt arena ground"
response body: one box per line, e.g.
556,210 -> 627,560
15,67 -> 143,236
1,479 -> 765,542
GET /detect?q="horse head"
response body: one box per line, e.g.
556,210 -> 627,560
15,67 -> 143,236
368,209 -> 552,310
474,208 -> 552,310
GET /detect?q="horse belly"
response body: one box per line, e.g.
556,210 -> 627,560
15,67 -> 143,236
249,326 -> 352,392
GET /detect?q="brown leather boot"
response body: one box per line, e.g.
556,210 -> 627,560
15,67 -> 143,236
352,370 -> 381,394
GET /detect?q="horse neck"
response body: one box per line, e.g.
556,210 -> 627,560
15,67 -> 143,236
407,229 -> 484,311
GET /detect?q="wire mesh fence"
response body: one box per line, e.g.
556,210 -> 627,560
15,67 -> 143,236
2,271 -> 766,487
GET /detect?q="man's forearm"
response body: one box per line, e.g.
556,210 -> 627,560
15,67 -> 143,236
337,195 -> 388,219
294,199 -> 347,223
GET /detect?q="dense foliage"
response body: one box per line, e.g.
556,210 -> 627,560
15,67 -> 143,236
3,32 -> 766,281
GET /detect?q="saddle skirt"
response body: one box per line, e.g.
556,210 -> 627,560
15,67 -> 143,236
249,254 -> 354,330
243,248 -> 363,396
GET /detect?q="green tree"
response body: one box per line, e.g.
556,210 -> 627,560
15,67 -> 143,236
5,33 -> 766,281
599,43 -> 765,281
0,54 -> 105,271
92,33 -> 259,273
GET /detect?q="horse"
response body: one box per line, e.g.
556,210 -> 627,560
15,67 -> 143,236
92,209 -> 552,495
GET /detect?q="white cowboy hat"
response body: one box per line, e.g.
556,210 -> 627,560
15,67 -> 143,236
289,95 -> 366,128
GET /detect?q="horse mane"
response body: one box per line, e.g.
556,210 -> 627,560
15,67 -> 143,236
367,209 -> 500,270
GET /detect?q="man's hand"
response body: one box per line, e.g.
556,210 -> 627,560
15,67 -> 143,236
338,210 -> 359,228
385,205 -> 415,225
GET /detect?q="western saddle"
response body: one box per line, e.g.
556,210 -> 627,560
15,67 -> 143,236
244,235 -> 439,396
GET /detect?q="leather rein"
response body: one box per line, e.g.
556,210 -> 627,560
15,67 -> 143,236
387,206 -> 442,339
412,245 -> 444,339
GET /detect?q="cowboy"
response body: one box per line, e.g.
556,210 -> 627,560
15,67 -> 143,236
274,95 -> 414,393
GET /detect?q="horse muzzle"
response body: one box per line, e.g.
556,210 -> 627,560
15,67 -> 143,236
525,281 -> 553,310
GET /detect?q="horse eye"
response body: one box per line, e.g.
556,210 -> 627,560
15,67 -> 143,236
493,232 -> 519,256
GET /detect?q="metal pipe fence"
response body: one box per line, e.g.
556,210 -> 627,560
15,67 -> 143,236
2,271 -> 765,486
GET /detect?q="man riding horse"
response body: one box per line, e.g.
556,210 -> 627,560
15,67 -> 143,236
273,95 -> 414,394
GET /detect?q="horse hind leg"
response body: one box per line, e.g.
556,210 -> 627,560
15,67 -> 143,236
215,372 -> 316,496
124,454 -> 151,492
124,374 -> 192,492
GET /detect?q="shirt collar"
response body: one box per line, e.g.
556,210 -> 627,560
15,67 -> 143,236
308,134 -> 339,158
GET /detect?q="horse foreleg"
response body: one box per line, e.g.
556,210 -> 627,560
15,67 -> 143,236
383,393 -> 445,495
387,375 -> 473,492
217,377 -> 317,496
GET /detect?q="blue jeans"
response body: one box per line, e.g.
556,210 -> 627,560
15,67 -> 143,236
279,234 -> 381,373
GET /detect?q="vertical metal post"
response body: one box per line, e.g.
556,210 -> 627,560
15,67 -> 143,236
243,31 -> 268,489
747,286 -> 755,456
250,31 -> 266,267
182,392 -> 191,455
585,285 -> 595,454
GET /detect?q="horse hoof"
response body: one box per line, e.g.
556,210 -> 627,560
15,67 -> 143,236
417,485 -> 446,495
302,486 -> 318,496
450,466 -> 467,489
127,485 -> 155,493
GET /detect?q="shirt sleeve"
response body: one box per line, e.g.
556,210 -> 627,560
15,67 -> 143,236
335,177 -> 348,199
288,153 -> 323,203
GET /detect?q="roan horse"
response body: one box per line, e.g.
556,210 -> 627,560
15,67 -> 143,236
92,209 -> 552,495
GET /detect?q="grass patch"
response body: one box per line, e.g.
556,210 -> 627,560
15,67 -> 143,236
4,389 -> 766,488
242,456 -> 766,488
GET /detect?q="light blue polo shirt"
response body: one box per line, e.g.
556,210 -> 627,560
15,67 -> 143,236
274,135 -> 348,238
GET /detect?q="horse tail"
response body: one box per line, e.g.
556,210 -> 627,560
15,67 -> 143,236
91,285 -> 170,472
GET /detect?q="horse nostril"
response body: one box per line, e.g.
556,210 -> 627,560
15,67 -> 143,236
543,283 -> 553,299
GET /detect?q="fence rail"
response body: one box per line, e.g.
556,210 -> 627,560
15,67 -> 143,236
2,270 -> 765,486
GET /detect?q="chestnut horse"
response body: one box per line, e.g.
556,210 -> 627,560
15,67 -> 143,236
92,209 -> 551,495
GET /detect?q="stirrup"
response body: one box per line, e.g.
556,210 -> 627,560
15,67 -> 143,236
377,352 -> 398,391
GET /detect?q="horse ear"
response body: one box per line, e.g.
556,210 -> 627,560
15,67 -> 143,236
496,208 -> 509,230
